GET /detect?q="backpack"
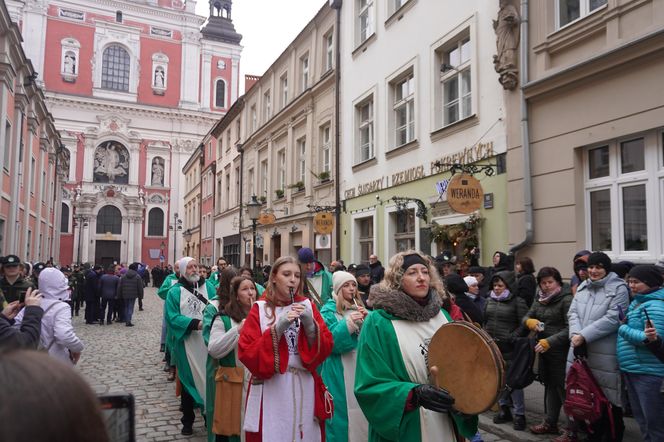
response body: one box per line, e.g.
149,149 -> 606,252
563,357 -> 615,438
503,336 -> 537,391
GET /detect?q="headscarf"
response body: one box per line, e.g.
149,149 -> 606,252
179,257 -> 195,276
38,267 -> 70,301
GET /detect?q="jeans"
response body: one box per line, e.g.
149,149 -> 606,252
544,383 -> 565,426
124,298 -> 136,324
624,372 -> 664,442
499,388 -> 525,416
100,298 -> 114,323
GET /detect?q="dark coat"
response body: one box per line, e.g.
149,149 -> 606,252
84,270 -> 100,300
522,284 -> 573,386
455,292 -> 483,324
0,305 -> 43,350
516,272 -> 537,307
116,269 -> 144,300
369,261 -> 385,285
645,337 -> 664,364
99,274 -> 120,300
483,290 -> 529,360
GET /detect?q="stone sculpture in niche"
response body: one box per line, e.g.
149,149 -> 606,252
93,141 -> 130,184
64,53 -> 76,74
151,157 -> 165,186
493,0 -> 520,90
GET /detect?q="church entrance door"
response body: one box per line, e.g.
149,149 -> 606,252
95,240 -> 121,268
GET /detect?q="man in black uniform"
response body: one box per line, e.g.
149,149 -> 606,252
0,255 -> 35,304
30,262 -> 46,288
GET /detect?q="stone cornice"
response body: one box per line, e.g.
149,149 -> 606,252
52,0 -> 205,26
45,93 -> 219,125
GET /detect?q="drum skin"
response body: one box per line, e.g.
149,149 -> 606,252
428,321 -> 505,414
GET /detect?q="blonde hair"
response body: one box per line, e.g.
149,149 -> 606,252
381,250 -> 449,301
335,281 -> 365,315
262,256 -> 305,324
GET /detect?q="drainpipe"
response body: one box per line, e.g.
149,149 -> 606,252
332,0 -> 342,261
237,143 -> 244,267
198,143 -> 204,262
509,0 -> 533,256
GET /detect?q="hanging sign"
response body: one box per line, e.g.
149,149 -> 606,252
446,174 -> 483,214
258,213 -> 276,225
313,212 -> 335,234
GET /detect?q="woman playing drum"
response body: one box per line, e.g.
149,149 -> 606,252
354,250 -> 478,441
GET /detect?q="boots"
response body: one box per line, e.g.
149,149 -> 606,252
513,414 -> 526,431
493,405 -> 513,424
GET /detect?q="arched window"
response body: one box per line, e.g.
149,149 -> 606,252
60,203 -> 69,233
102,45 -> 130,91
96,205 -> 122,234
147,208 -> 165,236
215,79 -> 226,108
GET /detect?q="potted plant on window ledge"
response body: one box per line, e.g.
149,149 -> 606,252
318,171 -> 330,183
275,189 -> 284,199
289,181 -> 305,192
259,195 -> 267,204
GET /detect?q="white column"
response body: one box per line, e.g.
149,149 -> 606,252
127,219 -> 135,263
179,30 -> 201,109
83,137 -> 96,182
82,219 -> 93,263
200,50 -> 213,110
133,218 -> 142,263
231,57 -> 240,102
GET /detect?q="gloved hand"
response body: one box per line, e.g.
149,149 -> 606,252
525,319 -> 541,331
299,307 -> 316,339
274,313 -> 293,338
411,384 -> 455,413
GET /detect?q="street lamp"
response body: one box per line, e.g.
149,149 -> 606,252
160,241 -> 166,266
73,214 -> 89,265
183,229 -> 193,257
169,212 -> 183,265
246,195 -> 262,276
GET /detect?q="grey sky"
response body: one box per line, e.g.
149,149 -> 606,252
195,0 -> 325,93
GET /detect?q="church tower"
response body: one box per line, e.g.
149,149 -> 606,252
202,0 -> 243,44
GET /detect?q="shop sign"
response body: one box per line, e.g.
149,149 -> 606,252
446,174 -> 483,214
313,212 -> 335,234
258,213 -> 276,225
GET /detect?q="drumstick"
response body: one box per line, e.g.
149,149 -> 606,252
430,365 -> 441,387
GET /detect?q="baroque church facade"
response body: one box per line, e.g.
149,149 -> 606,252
7,0 -> 242,267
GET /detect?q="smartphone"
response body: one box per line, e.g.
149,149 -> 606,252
99,393 -> 135,442
18,289 -> 28,303
643,308 -> 654,328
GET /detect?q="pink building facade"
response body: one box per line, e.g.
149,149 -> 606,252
7,0 -> 242,267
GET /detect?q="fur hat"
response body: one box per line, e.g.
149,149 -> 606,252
333,271 -> 357,297
628,265 -> 664,289
587,252 -> 611,270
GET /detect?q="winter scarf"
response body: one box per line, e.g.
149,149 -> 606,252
370,284 -> 442,322
538,285 -> 562,305
490,289 -> 511,302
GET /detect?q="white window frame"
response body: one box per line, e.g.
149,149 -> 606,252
260,159 -> 268,198
250,105 -> 257,132
300,54 -> 309,92
356,0 -> 375,46
280,73 -> 289,108
583,130 -> 662,261
296,137 -> 306,184
277,150 -> 286,190
92,21 -> 140,102
324,31 -> 334,71
384,202 -> 420,259
354,91 -> 375,164
351,210 -> 377,265
214,78 -> 227,109
320,124 -> 331,173
263,90 -> 271,121
151,52 -> 169,93
555,0 -> 608,30
388,67 -> 416,150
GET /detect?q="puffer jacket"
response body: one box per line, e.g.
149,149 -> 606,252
15,268 -> 84,364
523,284 -> 573,386
617,287 -> 664,376
483,290 -> 528,359
116,269 -> 144,300
567,272 -> 629,406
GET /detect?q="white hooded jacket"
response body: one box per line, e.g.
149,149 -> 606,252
15,268 -> 84,364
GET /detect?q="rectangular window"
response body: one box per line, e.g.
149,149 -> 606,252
357,0 -> 374,45
557,0 -> 607,28
358,217 -> 373,265
236,119 -> 241,142
584,132 -> 657,257
3,121 -> 11,171
300,55 -> 309,92
248,168 -> 255,198
278,150 -> 286,190
216,176 -> 222,213
226,131 -> 231,152
356,97 -> 374,163
320,124 -> 331,173
225,172 -> 230,211
260,159 -> 268,198
394,209 -> 416,252
41,171 -> 46,200
325,32 -> 334,71
235,166 -> 240,205
281,74 -> 288,108
441,37 -> 472,126
251,105 -> 257,132
263,90 -> 271,120
392,72 -> 415,148
30,158 -> 35,193
297,138 -> 306,183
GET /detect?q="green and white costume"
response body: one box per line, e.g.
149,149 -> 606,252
354,286 -> 478,441
319,298 -> 369,442
166,276 -> 217,410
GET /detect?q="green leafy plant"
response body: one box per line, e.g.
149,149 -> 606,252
289,181 -> 304,191
318,171 -> 330,181
275,189 -> 284,199
259,196 -> 266,204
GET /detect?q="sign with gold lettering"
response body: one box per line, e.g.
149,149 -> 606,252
258,213 -> 276,225
313,212 -> 335,234
446,174 -> 483,214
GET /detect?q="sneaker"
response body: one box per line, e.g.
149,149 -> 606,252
553,430 -> 579,442
513,414 -> 526,431
181,426 -> 193,436
530,421 -> 559,435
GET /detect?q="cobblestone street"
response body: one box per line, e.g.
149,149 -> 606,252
75,288 -> 206,442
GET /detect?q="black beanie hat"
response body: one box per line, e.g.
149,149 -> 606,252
587,252 -> 612,270
628,265 -> 664,289
444,273 -> 468,296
